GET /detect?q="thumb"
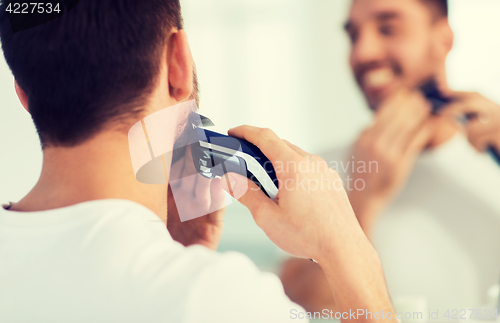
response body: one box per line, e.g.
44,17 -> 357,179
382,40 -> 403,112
439,101 -> 468,118
221,173 -> 279,218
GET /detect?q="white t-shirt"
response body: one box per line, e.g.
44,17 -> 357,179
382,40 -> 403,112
0,199 -> 306,323
322,133 -> 500,312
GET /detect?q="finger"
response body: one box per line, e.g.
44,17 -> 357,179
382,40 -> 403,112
403,120 -> 433,159
208,177 -> 226,223
468,133 -> 490,152
194,173 -> 212,206
391,96 -> 431,148
169,146 -> 197,192
283,140 -> 309,157
221,172 -> 279,220
466,120 -> 493,152
447,91 -> 475,101
228,126 -> 297,162
374,90 -> 429,131
439,92 -> 491,120
168,154 -> 187,189
166,185 -> 181,225
375,91 -> 431,155
467,119 -> 495,137
439,101 -> 474,120
373,89 -> 407,124
375,89 -> 425,121
388,97 -> 429,136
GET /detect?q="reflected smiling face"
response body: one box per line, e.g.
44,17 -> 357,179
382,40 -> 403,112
346,0 -> 450,110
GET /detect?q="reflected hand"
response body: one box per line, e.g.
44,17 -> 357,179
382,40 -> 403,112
348,89 -> 434,235
440,92 -> 500,152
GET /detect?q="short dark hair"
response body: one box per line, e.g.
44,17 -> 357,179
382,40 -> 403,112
0,0 -> 183,147
421,0 -> 448,19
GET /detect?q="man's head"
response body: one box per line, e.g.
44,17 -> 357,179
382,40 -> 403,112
345,0 -> 453,109
0,0 -> 196,148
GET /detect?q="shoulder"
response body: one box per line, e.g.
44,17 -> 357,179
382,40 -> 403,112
180,250 -> 306,323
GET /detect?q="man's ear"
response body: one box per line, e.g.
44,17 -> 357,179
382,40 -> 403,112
14,80 -> 29,113
167,29 -> 193,102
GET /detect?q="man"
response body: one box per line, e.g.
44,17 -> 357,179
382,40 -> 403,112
281,0 -> 500,314
0,1 -> 396,322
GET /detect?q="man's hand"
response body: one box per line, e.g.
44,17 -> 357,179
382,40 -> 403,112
348,89 -> 434,235
222,125 -> 397,322
166,145 -> 226,251
222,126 -> 360,261
279,257 -> 337,313
440,92 -> 500,152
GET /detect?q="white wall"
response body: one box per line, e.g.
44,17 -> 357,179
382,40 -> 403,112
0,52 -> 42,203
447,0 -> 500,103
181,0 -> 369,155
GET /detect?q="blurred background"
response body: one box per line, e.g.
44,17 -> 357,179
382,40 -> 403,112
1,0 -> 500,274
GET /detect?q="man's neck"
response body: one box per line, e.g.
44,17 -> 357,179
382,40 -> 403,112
10,131 -> 169,222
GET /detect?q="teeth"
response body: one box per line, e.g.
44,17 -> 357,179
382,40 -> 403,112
364,68 -> 394,88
